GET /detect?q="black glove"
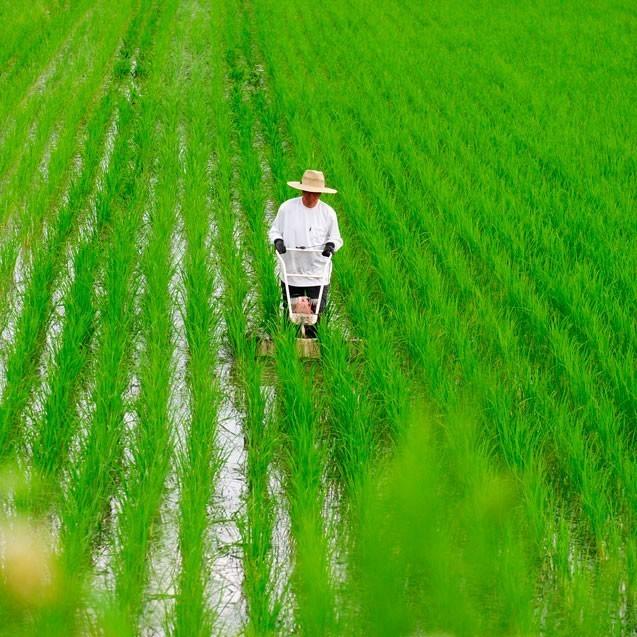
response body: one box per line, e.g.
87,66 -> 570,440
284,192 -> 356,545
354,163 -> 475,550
274,239 -> 286,254
322,242 -> 335,257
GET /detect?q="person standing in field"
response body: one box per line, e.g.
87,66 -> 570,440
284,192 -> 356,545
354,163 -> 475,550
268,169 -> 343,337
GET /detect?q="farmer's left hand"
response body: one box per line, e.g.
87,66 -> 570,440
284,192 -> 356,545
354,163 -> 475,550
322,242 -> 335,257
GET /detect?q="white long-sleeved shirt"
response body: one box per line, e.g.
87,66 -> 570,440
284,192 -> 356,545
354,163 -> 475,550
268,197 -> 343,287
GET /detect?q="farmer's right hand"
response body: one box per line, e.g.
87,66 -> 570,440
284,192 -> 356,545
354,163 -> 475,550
274,239 -> 286,254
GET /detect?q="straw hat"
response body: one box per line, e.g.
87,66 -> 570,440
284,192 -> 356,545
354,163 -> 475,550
287,169 -> 337,194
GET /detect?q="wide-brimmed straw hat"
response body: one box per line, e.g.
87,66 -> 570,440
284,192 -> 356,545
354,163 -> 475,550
287,169 -> 337,194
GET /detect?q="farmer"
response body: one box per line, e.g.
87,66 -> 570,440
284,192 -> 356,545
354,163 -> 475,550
268,169 -> 343,337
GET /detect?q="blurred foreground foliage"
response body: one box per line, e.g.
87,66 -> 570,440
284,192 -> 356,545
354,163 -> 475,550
345,409 -> 533,636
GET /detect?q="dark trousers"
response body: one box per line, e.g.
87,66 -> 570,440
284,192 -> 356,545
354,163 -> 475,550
280,282 -> 329,337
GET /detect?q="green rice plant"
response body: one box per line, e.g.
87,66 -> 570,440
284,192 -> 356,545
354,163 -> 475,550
235,353 -> 282,636
224,34 -> 280,333
173,162 -> 222,634
317,326 -> 375,499
30,234 -> 99,489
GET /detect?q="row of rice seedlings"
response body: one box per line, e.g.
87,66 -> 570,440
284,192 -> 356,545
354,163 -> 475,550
137,140 -> 188,637
170,2 -> 226,630
224,33 -> 280,334
210,112 -> 273,634
50,4 -> 164,631
172,131 -> 223,635
107,3 -> 181,632
209,106 -> 258,632
269,328 -> 337,635
235,361 -> 283,637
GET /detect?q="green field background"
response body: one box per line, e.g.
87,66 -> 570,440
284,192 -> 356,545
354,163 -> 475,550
0,0 -> 635,635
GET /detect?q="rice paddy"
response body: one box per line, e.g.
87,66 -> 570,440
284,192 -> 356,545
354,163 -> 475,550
0,0 -> 635,635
